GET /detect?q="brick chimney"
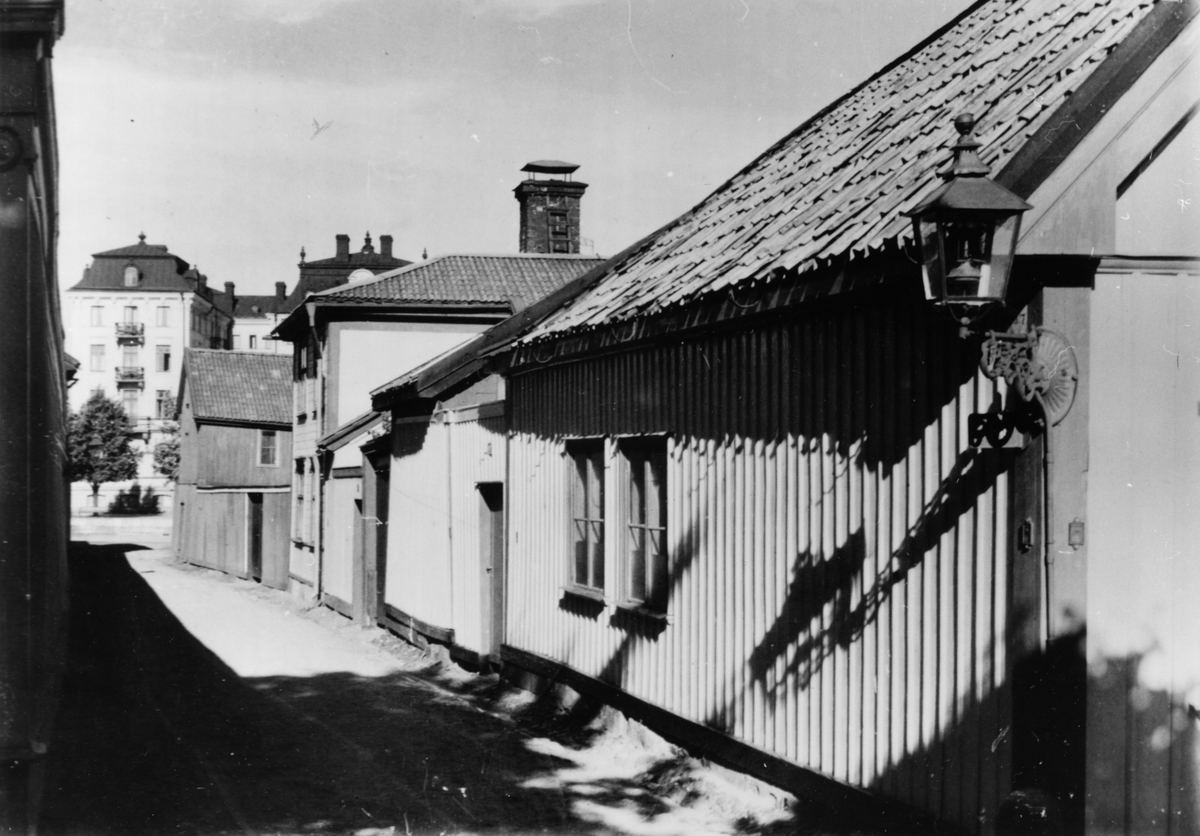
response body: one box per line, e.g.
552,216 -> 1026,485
275,281 -> 286,302
224,281 -> 235,306
514,161 -> 587,254
335,234 -> 350,262
380,235 -> 393,259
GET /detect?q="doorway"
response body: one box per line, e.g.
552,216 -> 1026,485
477,482 -> 504,665
248,492 -> 263,582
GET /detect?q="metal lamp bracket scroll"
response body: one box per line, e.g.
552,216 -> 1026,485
969,327 -> 1079,448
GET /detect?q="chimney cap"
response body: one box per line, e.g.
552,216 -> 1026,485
522,160 -> 579,175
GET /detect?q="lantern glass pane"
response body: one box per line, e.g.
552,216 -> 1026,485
940,217 -> 993,300
987,212 -> 1021,304
915,217 -> 944,301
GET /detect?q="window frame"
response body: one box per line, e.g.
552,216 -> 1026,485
566,437 -> 606,598
617,436 -> 670,614
89,344 -> 105,372
90,306 -> 103,326
155,345 -> 171,373
156,306 -> 169,327
258,429 -> 279,468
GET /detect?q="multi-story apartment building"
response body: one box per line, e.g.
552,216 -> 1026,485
63,235 -> 233,507
229,281 -> 290,353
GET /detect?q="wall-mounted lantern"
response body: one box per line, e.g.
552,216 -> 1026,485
909,113 -> 1077,446
906,113 -> 1031,318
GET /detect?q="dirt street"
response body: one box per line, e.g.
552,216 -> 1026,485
38,516 -> 807,835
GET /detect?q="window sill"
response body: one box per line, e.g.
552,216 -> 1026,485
561,585 -> 608,604
614,600 -> 671,624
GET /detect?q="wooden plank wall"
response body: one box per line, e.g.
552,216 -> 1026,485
447,411 -> 507,654
507,297 -> 1013,832
184,491 -> 247,577
322,476 -> 359,604
1086,269 -> 1200,835
195,423 -> 292,488
386,418 -> 453,630
262,492 -> 291,590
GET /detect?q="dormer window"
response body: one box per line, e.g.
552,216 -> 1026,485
123,265 -> 139,287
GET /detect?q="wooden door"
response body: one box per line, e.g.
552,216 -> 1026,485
362,454 -> 390,625
248,492 -> 263,581
477,483 -> 504,663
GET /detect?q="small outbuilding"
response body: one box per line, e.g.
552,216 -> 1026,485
173,349 -> 293,587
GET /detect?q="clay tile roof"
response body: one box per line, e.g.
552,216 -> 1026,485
185,349 -> 292,426
523,0 -> 1161,341
315,253 -> 605,313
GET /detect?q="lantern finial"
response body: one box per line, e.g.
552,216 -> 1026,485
943,112 -> 990,179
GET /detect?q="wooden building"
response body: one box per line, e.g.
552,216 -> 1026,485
0,1 -> 69,827
474,1 -> 1200,833
173,349 -> 293,588
313,409 -> 383,620
275,245 -> 602,604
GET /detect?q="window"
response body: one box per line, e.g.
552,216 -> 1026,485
123,346 -> 138,368
232,334 -> 241,349
90,306 -> 103,326
155,390 -> 173,419
124,265 -> 138,287
258,430 -> 278,467
124,306 -> 137,323
568,439 -> 605,594
156,306 -> 169,326
89,345 -> 105,372
122,390 -> 138,423
620,438 -> 669,611
155,345 -> 170,372
550,211 -> 568,237
249,335 -> 257,349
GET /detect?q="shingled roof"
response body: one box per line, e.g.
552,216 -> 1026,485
183,349 -> 292,426
315,253 -> 605,313
522,0 -> 1169,342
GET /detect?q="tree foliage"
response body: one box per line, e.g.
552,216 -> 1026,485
68,391 -> 139,496
153,434 -> 180,482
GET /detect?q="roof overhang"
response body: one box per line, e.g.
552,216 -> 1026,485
318,410 -> 383,451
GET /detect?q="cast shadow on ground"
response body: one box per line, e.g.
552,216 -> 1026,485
41,545 -> 798,835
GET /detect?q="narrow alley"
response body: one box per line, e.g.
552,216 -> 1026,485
39,518 -> 802,836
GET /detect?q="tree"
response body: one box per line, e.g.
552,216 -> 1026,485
152,393 -> 180,482
153,434 -> 180,482
68,391 -> 139,508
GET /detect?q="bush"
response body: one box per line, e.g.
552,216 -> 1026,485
108,483 -> 161,515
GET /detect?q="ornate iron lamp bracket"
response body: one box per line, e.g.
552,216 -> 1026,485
969,327 -> 1079,447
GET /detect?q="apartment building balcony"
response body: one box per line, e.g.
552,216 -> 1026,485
115,366 -> 144,387
115,322 -> 145,344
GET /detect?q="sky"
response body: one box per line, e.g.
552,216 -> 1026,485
55,0 -> 975,297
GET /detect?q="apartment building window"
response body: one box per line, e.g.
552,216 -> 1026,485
249,335 -> 257,349
232,334 -> 241,349
123,346 -> 138,368
124,265 -> 138,287
258,430 -> 278,467
155,390 -> 173,419
122,390 -> 138,422
156,306 -> 169,326
89,345 -> 105,372
90,306 -> 103,326
568,439 -> 605,594
156,345 -> 171,372
619,437 -> 669,612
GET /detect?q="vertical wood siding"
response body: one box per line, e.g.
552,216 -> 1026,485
322,477 -> 359,603
387,419 -> 452,627
507,299 -> 1013,831
384,410 -> 507,651
1086,270 -> 1200,835
447,411 -> 507,653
